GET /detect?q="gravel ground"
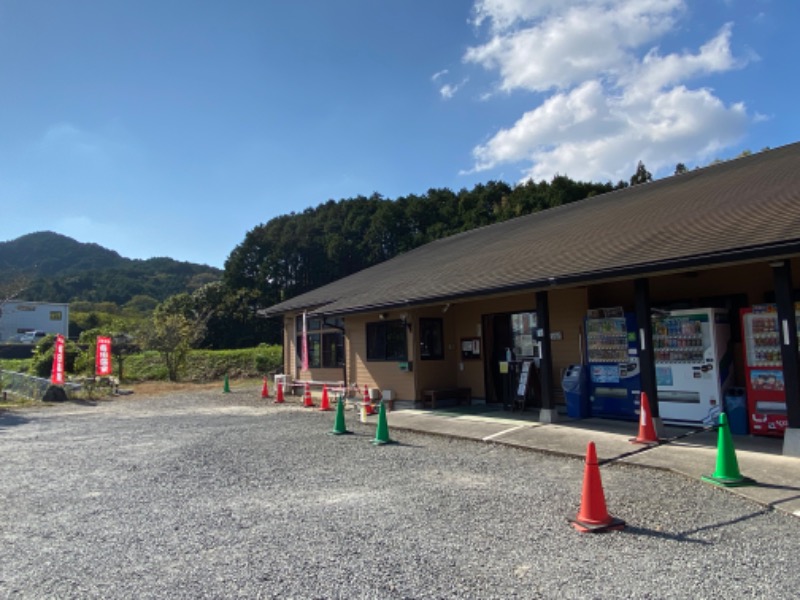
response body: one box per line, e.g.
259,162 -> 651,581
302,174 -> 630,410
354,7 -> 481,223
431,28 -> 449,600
1,389 -> 799,599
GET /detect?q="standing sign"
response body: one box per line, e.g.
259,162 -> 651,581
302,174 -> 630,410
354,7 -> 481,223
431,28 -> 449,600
51,334 -> 65,385
96,336 -> 112,376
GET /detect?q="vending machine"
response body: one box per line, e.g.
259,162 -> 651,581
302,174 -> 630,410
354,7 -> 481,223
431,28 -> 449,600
585,310 -> 641,420
652,308 -> 733,426
740,303 -> 800,437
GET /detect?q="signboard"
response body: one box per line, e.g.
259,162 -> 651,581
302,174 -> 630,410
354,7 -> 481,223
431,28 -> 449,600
517,361 -> 532,397
96,336 -> 112,376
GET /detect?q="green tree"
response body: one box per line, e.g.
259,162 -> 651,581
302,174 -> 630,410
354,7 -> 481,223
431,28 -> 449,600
674,163 -> 688,175
138,294 -> 209,381
629,161 -> 652,186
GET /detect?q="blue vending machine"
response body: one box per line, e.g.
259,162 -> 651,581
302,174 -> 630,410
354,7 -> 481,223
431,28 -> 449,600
585,309 -> 641,420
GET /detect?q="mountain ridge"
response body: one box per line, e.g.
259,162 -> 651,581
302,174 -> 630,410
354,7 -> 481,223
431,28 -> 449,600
0,231 -> 222,304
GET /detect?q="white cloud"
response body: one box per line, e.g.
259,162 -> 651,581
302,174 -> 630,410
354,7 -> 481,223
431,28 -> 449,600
464,0 -> 751,182
431,69 -> 449,82
440,78 -> 469,100
471,0 -> 563,32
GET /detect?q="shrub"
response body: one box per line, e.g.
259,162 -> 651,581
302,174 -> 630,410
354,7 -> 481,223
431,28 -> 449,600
123,345 -> 282,382
29,335 -> 80,378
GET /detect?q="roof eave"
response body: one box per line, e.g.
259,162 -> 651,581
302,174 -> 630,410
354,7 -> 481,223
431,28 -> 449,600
304,240 -> 800,318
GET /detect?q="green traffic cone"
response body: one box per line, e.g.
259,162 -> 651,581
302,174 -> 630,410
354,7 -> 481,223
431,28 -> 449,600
372,401 -> 395,445
223,374 -> 230,393
701,412 -> 755,487
329,395 -> 352,436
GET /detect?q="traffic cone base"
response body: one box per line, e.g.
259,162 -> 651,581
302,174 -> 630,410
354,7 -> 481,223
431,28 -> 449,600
630,391 -> 659,445
568,516 -> 626,533
569,441 -> 625,533
702,413 -> 755,487
372,402 -> 395,445
700,473 -> 756,488
329,397 -> 352,436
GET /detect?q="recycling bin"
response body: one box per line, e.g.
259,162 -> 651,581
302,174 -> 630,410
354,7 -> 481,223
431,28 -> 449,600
563,364 -> 589,419
724,387 -> 748,435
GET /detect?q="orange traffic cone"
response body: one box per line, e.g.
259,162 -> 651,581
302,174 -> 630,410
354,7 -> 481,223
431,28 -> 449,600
274,382 -> 284,404
303,382 -> 314,408
319,384 -> 332,411
261,376 -> 269,399
630,392 -> 659,444
363,385 -> 374,416
569,441 -> 625,533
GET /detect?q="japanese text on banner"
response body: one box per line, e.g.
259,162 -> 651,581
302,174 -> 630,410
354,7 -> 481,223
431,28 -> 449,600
96,336 -> 112,376
51,334 -> 65,385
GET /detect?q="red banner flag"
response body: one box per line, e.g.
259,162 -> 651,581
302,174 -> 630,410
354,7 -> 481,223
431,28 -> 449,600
96,336 -> 112,376
301,311 -> 309,371
51,334 -> 65,385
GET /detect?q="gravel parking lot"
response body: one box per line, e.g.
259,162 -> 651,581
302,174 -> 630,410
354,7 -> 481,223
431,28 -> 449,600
1,389 -> 799,599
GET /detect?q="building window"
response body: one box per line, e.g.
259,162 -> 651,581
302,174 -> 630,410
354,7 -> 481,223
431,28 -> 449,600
366,320 -> 408,361
419,318 -> 444,360
296,316 -> 344,369
511,312 -> 539,359
50,311 -> 63,320
322,332 -> 345,368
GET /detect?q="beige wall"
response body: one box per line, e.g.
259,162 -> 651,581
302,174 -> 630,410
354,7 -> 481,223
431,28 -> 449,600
589,261 -> 795,309
412,306 -> 459,394
346,312 -> 416,401
449,293 -> 535,399
409,288 -> 589,403
547,288 -> 590,403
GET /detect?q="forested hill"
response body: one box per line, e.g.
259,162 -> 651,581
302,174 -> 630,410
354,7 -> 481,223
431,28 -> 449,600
0,231 -> 221,304
225,177 -> 625,314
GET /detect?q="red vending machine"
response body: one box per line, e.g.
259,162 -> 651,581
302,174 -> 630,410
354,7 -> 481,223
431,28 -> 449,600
740,303 -> 800,437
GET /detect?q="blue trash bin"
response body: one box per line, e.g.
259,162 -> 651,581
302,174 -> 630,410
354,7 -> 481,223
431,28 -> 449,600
563,365 -> 589,418
724,387 -> 748,435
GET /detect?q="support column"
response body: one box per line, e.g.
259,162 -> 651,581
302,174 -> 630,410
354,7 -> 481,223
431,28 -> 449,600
772,261 -> 800,457
536,290 -> 557,423
634,278 -> 664,437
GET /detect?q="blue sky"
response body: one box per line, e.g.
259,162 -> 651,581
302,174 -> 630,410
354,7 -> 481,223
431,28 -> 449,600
1,0 -> 797,268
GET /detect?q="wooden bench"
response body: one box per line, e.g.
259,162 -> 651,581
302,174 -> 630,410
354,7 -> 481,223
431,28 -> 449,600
421,388 -> 471,410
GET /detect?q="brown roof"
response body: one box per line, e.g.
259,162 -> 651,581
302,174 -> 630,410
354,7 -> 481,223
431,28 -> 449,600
261,142 -> 800,317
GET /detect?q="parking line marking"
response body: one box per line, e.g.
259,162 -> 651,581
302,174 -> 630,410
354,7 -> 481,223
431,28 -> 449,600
483,425 -> 528,442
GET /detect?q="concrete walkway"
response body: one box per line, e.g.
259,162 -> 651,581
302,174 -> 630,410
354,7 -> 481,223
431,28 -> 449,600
386,405 -> 800,518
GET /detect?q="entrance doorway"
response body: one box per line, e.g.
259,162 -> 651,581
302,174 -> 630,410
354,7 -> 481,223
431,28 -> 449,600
482,311 -> 542,407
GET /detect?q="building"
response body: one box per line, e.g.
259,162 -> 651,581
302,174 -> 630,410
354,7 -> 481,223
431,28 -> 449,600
261,142 -> 800,457
0,301 -> 70,341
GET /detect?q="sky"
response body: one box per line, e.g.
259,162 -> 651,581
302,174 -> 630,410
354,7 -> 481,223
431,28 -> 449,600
1,0 -> 798,269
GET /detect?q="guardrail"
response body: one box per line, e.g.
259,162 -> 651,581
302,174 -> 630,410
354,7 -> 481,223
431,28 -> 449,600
0,370 -> 82,401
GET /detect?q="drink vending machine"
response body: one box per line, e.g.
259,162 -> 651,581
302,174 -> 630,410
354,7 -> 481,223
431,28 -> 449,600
652,308 -> 732,426
740,303 -> 800,437
584,310 -> 641,420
